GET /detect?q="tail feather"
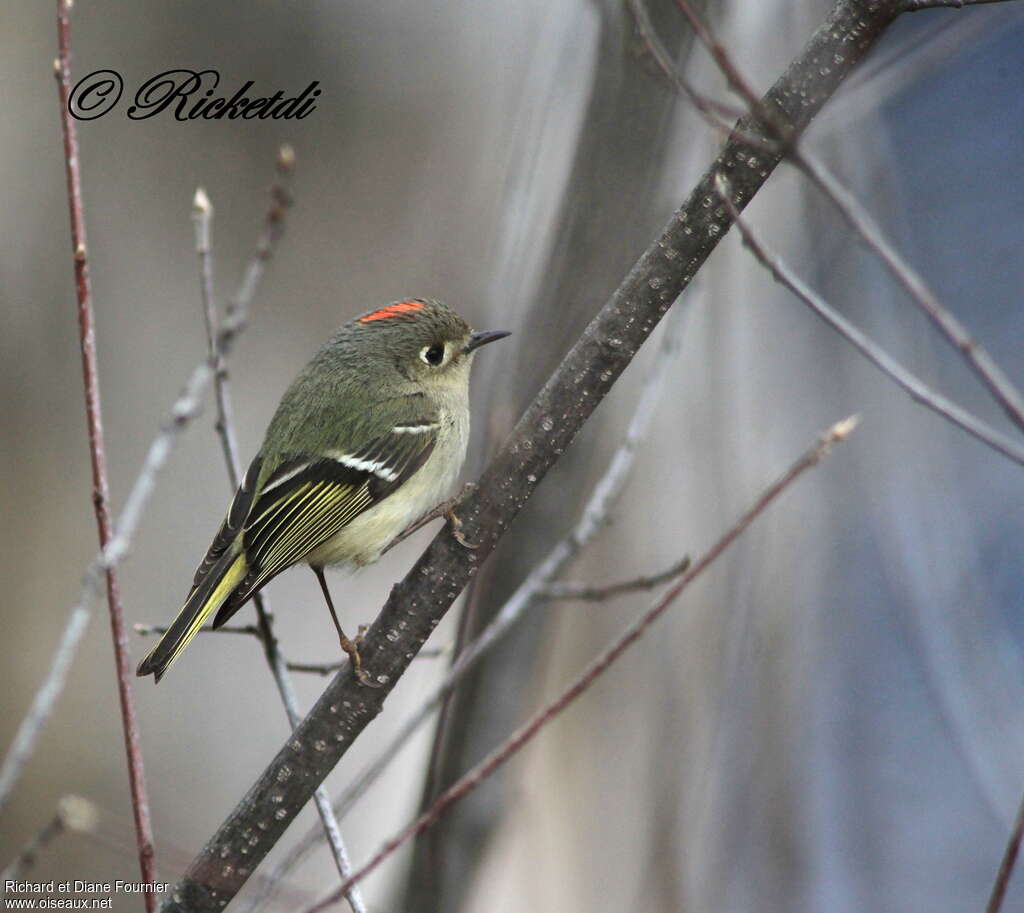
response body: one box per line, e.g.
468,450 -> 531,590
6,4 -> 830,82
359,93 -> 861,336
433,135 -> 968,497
136,552 -> 247,682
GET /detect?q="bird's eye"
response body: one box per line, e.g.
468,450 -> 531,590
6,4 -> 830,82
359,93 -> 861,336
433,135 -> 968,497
421,343 -> 445,366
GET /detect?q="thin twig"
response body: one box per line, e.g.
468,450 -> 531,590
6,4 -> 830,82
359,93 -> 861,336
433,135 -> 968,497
245,307 -> 685,909
305,416 -> 860,911
53,1 -> 156,900
281,660 -> 347,677
0,154 -> 278,825
672,0 -> 1024,436
659,2 -> 797,142
193,187 -> 240,476
0,606 -> 89,805
715,175 -> 1024,467
903,0 -> 1022,10
1,145 -> 293,864
792,153 -> 1024,434
231,145 -> 294,325
627,0 -> 780,155
194,188 -> 218,362
0,796 -> 99,885
672,0 -> 770,121
199,146 -> 293,488
191,176 -> 365,913
134,623 -> 260,637
136,618 -> 448,668
986,789 -> 1024,913
285,647 -> 452,677
198,148 -> 294,491
0,359 -> 215,817
540,556 -> 691,601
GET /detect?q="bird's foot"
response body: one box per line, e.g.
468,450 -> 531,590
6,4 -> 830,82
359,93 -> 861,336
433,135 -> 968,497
445,505 -> 478,549
383,483 -> 478,553
339,628 -> 381,688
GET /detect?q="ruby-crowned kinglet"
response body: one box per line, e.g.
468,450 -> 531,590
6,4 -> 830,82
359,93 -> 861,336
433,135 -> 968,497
136,299 -> 508,684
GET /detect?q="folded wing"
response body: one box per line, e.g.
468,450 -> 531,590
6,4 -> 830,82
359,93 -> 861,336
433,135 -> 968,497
211,422 -> 438,626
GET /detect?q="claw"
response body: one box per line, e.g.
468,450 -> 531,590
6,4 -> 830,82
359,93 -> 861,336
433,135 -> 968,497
446,508 -> 478,549
338,631 -> 382,688
384,482 -> 480,554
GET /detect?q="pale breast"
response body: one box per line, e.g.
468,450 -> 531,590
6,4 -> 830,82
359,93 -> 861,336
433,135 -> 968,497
306,405 -> 469,570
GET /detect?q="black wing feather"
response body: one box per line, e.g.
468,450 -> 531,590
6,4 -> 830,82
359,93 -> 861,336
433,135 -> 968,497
191,456 -> 262,589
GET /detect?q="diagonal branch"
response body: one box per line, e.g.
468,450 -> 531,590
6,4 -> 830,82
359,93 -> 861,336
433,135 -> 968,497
792,152 -> 1024,435
985,788 -> 1024,913
53,0 -> 155,902
902,0 -> 1024,10
191,176 -> 366,913
715,174 -> 1024,467
672,0 -> 1024,436
0,357 -> 213,819
161,3 -> 904,908
305,416 -> 859,911
0,131 -> 277,844
0,796 -> 99,885
539,556 -> 692,601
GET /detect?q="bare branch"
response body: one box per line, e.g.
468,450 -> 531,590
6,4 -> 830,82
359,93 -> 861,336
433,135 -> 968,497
196,154 -> 292,493
280,660 -> 347,677
792,153 -> 1024,434
161,5 -> 902,907
53,1 -> 156,895
627,0 -> 781,154
985,789 -> 1024,913
193,188 -> 217,360
1,796 -> 99,884
191,177 -> 365,913
230,146 -> 294,326
305,417 -> 860,911
0,359 -> 213,818
136,621 -> 449,666
284,647 -> 452,677
134,622 -> 260,638
903,0 -> 1024,10
673,0 -> 1024,438
715,175 -> 1024,467
540,556 -> 692,601
627,0 -> 745,131
0,150 -> 288,839
192,187 -> 240,478
0,607 -> 90,811
672,0 -> 769,118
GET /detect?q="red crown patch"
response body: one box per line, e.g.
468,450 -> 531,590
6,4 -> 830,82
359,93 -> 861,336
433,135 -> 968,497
359,301 -> 426,323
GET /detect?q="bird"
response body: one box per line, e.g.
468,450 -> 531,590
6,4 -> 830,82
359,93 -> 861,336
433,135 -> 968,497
136,299 -> 509,684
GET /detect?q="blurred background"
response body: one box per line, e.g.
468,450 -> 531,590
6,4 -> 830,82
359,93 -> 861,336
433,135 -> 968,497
3,1 -> 1024,911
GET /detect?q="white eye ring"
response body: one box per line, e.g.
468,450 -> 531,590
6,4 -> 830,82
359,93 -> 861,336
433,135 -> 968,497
420,343 -> 446,366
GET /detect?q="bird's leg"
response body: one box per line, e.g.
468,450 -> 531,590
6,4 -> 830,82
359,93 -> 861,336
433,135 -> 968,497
312,566 -> 380,688
382,482 -> 478,553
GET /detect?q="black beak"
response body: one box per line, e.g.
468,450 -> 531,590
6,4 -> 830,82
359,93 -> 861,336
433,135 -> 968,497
464,330 -> 511,354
